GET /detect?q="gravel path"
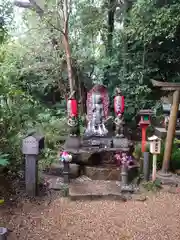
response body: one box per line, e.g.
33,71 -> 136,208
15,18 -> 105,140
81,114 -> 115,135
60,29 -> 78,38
1,192 -> 180,240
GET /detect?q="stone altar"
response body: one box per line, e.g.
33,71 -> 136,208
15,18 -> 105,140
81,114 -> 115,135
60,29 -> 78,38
63,85 -> 138,192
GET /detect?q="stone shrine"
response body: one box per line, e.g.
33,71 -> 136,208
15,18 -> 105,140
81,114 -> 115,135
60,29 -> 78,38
62,84 -> 138,193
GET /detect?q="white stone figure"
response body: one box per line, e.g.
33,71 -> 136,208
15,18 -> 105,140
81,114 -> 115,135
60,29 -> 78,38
85,92 -> 108,136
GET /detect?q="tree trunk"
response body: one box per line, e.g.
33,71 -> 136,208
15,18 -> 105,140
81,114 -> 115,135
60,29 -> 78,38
103,0 -> 116,86
162,90 -> 180,173
62,33 -> 74,94
107,0 -> 116,57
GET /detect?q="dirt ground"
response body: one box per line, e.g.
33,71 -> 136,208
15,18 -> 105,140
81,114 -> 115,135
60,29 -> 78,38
0,191 -> 180,240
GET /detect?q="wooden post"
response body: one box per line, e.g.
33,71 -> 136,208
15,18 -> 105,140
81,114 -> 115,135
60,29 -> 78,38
152,154 -> 157,182
162,90 -> 180,173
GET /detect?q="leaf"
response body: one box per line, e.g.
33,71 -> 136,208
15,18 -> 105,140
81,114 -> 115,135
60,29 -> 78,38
0,199 -> 4,204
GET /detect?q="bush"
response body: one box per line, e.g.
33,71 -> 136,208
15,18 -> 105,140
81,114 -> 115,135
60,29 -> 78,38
134,139 -> 180,172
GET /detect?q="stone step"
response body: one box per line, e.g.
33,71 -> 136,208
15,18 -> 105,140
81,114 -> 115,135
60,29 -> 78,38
69,180 -> 127,201
46,162 -> 80,178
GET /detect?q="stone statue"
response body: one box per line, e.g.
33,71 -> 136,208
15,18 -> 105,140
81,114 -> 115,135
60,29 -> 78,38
114,87 -> 125,138
114,87 -> 125,116
67,116 -> 79,136
67,96 -> 79,137
114,113 -> 124,138
85,89 -> 108,137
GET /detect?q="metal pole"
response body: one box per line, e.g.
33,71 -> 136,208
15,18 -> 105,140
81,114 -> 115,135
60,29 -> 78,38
0,227 -> 7,240
143,152 -> 150,181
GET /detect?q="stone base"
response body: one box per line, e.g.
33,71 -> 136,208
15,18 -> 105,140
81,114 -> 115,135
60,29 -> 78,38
85,165 -> 121,181
156,171 -> 179,186
69,180 -> 126,201
158,170 -> 172,178
69,180 -> 146,201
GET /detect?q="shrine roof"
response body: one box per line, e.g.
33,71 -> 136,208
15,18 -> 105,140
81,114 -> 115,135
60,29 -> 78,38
151,80 -> 180,90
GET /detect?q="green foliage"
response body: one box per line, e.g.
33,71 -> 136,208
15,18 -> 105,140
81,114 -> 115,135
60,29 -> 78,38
156,140 -> 180,171
143,179 -> 162,192
0,152 -> 9,166
1,0 -> 180,177
134,139 -> 180,171
0,0 -> 13,44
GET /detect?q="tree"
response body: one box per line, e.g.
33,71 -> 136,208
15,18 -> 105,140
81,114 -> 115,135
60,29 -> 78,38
0,0 -> 13,44
14,0 -> 74,94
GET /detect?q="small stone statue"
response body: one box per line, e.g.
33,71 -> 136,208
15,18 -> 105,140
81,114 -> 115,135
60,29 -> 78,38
114,113 -> 124,138
67,116 -> 79,136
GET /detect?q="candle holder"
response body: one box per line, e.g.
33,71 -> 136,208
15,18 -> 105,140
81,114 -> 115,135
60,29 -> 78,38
60,151 -> 72,184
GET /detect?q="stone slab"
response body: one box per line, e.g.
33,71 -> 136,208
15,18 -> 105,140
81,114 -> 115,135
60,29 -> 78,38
69,180 -> 126,201
155,127 -> 180,139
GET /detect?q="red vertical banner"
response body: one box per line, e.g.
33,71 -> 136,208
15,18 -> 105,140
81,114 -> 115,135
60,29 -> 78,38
67,99 -> 78,117
114,95 -> 125,115
121,96 -> 125,114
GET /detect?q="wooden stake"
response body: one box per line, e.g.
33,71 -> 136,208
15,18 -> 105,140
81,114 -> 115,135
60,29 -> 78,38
162,90 -> 180,173
152,154 -> 157,182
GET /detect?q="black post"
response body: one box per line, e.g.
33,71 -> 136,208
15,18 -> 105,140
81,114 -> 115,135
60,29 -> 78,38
143,152 -> 150,181
63,162 -> 70,184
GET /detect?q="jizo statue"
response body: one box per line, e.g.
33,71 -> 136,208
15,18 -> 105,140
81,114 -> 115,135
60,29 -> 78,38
85,85 -> 109,137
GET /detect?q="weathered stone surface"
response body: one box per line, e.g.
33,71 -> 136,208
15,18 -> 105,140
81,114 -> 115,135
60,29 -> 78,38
162,186 -> 180,194
156,172 -> 180,186
49,177 -> 64,190
131,194 -> 147,202
42,174 -> 64,190
69,180 -> 127,201
48,163 -> 80,178
73,175 -> 92,183
85,165 -> 121,181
